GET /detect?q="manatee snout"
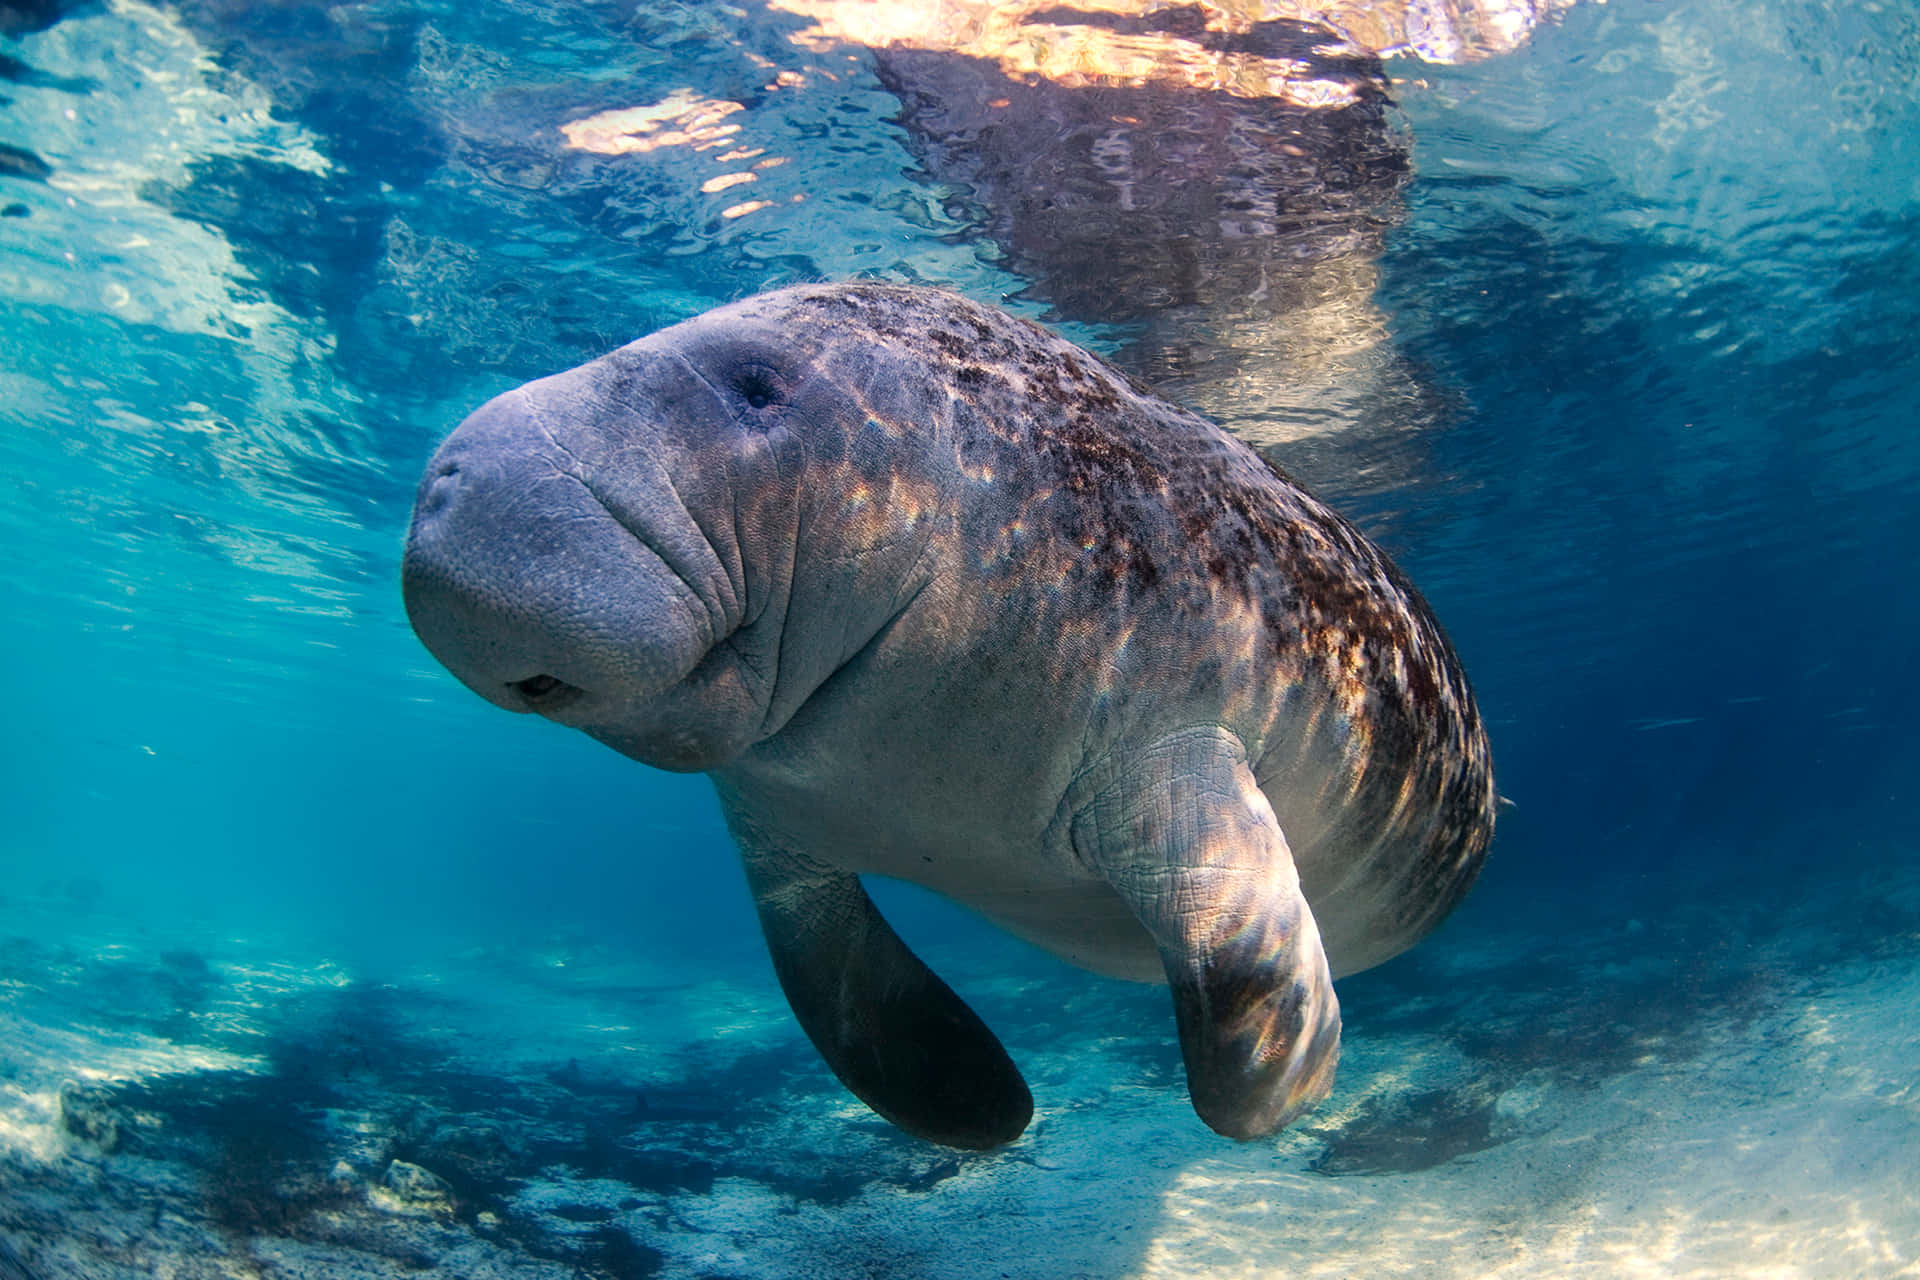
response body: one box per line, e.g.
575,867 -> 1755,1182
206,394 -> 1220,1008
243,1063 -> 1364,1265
400,388 -> 715,745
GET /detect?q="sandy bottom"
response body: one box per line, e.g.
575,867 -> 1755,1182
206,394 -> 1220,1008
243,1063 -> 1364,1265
2,874 -> 1917,1280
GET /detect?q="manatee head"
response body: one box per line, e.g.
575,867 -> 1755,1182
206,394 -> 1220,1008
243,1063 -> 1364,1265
401,286 -> 948,772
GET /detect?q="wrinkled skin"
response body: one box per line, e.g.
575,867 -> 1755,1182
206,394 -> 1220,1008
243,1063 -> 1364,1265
403,283 -> 1495,1149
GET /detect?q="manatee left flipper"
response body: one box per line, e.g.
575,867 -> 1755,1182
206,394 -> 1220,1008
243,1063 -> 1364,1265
1074,727 -> 1342,1139
733,835 -> 1033,1150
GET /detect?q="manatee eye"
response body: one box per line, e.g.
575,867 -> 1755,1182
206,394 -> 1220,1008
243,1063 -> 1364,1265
732,364 -> 785,415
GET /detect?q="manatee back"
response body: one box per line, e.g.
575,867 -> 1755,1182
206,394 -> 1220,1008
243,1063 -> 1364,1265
732,285 -> 1493,973
801,286 -> 1495,969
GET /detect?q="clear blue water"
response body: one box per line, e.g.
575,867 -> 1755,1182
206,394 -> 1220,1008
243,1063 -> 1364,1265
2,0 -> 1918,1275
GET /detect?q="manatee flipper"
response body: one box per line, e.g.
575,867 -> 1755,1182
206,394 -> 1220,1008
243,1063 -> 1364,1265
1074,728 -> 1341,1139
735,838 -> 1033,1149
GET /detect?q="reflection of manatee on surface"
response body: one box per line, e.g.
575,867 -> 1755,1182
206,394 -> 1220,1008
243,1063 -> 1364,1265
773,0 -> 1572,496
0,141 -> 52,183
0,0 -> 84,39
0,3 -> 97,205
0,49 -> 96,93
402,283 -> 1496,1149
1,32 -> 101,192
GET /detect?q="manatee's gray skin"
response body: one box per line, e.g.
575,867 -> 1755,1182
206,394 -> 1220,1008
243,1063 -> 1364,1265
402,282 -> 1495,1149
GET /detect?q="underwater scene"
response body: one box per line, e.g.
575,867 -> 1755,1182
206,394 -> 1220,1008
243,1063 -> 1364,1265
3,0 -> 1918,1275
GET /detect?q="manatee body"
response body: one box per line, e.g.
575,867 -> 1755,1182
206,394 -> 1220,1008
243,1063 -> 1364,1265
401,283 -> 1494,1149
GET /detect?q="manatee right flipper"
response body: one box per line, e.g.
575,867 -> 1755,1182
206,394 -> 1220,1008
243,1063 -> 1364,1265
1074,727 -> 1342,1139
733,834 -> 1033,1150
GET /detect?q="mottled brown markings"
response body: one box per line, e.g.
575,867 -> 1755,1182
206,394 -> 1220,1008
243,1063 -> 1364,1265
952,363 -> 1001,391
971,316 -> 1470,929
790,287 -> 1490,849
928,328 -> 972,360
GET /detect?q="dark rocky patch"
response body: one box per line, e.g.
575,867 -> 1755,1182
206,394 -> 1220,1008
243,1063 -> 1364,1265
1308,1081 -> 1506,1175
582,1226 -> 664,1280
550,1202 -> 615,1223
750,1130 -> 991,1207
105,1066 -> 356,1237
45,976 -> 765,1272
897,1156 -> 963,1193
55,1081 -> 125,1152
565,1130 -> 716,1198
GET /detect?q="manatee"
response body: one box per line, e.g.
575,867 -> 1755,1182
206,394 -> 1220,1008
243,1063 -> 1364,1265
402,282 -> 1495,1149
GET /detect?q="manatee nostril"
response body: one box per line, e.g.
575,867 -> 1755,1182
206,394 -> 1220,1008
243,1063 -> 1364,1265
420,460 -> 462,515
